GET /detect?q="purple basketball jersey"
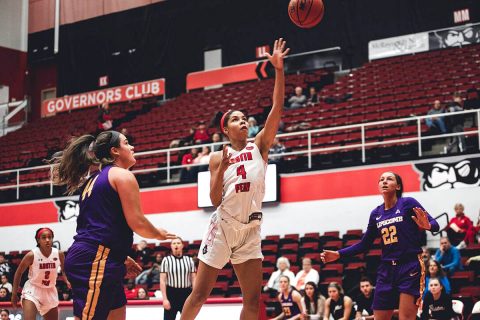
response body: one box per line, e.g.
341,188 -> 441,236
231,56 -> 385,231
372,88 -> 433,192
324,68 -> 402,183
75,165 -> 133,260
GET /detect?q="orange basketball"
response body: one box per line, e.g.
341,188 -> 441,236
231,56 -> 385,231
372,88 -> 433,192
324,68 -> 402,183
288,0 -> 324,29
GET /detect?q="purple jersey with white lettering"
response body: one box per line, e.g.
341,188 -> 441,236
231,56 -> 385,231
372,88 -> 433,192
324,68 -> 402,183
339,197 -> 439,260
74,165 -> 133,261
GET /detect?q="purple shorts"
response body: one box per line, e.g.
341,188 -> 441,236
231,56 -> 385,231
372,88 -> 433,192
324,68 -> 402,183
372,255 -> 425,311
65,241 -> 127,320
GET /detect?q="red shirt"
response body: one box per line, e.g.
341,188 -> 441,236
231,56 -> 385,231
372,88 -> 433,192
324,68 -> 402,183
182,154 -> 194,165
449,215 -> 473,231
193,129 -> 209,142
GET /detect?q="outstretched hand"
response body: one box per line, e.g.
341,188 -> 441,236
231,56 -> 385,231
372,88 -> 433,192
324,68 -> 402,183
320,250 -> 340,264
412,207 -> 431,230
264,38 -> 290,70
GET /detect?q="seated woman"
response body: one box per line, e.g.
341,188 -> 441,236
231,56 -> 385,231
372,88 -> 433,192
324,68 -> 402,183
324,282 -> 353,320
301,282 -> 326,320
264,256 -> 295,294
424,259 -> 451,298
421,278 -> 455,320
271,276 -> 303,320
446,203 -> 475,248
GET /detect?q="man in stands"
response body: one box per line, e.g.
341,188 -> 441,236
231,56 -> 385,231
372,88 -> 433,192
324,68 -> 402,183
434,237 -> 462,275
355,277 -> 375,320
288,86 -> 306,109
426,100 -> 447,134
307,86 -> 319,105
134,240 -> 153,265
445,93 -> 466,153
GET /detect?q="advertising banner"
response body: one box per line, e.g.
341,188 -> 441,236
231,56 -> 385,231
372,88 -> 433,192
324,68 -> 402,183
369,33 -> 429,60
41,78 -> 165,117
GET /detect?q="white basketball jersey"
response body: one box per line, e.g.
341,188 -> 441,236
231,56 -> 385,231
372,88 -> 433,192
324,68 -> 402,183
219,142 -> 266,224
28,247 -> 60,288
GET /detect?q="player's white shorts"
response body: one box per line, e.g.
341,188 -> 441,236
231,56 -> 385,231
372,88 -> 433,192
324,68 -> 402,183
198,212 -> 263,269
21,280 -> 59,316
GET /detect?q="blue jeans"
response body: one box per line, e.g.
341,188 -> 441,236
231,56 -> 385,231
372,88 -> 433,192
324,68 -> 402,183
426,118 -> 447,133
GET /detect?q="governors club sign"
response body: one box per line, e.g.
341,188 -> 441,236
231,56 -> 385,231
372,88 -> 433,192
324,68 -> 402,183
42,78 -> 165,117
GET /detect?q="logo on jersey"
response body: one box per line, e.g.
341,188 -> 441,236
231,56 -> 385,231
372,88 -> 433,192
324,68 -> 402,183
414,158 -> 480,191
202,246 -> 208,255
229,152 -> 253,164
55,199 -> 80,222
246,146 -> 254,150
395,209 -> 401,214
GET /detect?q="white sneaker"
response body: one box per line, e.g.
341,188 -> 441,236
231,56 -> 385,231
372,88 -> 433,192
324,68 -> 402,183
457,241 -> 467,250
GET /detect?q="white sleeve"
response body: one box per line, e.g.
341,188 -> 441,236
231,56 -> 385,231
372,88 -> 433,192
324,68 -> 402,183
266,270 -> 278,289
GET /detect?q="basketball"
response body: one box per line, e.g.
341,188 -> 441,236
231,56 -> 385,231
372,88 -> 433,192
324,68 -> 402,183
288,0 -> 324,29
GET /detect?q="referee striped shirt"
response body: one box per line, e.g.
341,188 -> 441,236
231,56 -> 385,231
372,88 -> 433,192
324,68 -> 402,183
160,255 -> 196,288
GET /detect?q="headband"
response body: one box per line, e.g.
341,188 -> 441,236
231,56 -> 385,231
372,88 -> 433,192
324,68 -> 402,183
36,228 -> 53,239
220,110 -> 232,133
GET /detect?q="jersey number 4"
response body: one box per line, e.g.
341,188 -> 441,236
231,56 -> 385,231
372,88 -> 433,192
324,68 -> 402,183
82,175 -> 99,201
235,165 -> 250,193
381,226 -> 398,245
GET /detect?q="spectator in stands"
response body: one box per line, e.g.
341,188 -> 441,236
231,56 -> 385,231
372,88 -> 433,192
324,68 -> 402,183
263,256 -> 296,294
211,132 -> 223,152
271,275 -> 303,320
269,137 -> 286,167
445,94 -> 466,153
447,203 -> 476,249
301,281 -> 325,320
424,259 -> 450,298
193,146 -> 211,170
135,253 -> 163,288
0,288 -> 10,302
420,278 -> 454,320
0,309 -> 9,320
120,128 -> 134,145
293,257 -> 319,291
136,287 -> 150,300
355,277 -> 375,320
288,87 -> 307,109
307,87 -> 319,105
324,282 -> 353,320
134,240 -> 153,265
180,147 -> 199,182
248,117 -> 260,138
97,102 -> 113,131
434,237 -> 462,275
426,100 -> 447,134
193,122 -> 210,144
421,246 -> 431,265
0,275 -> 12,293
0,254 -> 10,279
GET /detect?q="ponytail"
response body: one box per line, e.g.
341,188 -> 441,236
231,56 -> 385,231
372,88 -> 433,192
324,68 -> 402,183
49,135 -> 96,195
48,130 -> 121,195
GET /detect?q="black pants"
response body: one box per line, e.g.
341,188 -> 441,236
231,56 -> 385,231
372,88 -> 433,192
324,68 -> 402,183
164,286 -> 192,320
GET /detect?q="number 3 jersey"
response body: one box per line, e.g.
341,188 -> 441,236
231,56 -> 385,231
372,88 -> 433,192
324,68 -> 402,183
28,247 -> 60,288
218,142 -> 267,226
338,197 -> 439,261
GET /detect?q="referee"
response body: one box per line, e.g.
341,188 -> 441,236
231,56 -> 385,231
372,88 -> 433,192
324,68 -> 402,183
160,237 -> 196,320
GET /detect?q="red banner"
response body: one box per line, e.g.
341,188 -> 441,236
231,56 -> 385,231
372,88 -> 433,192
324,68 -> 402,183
41,78 -> 166,117
186,61 -> 268,91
